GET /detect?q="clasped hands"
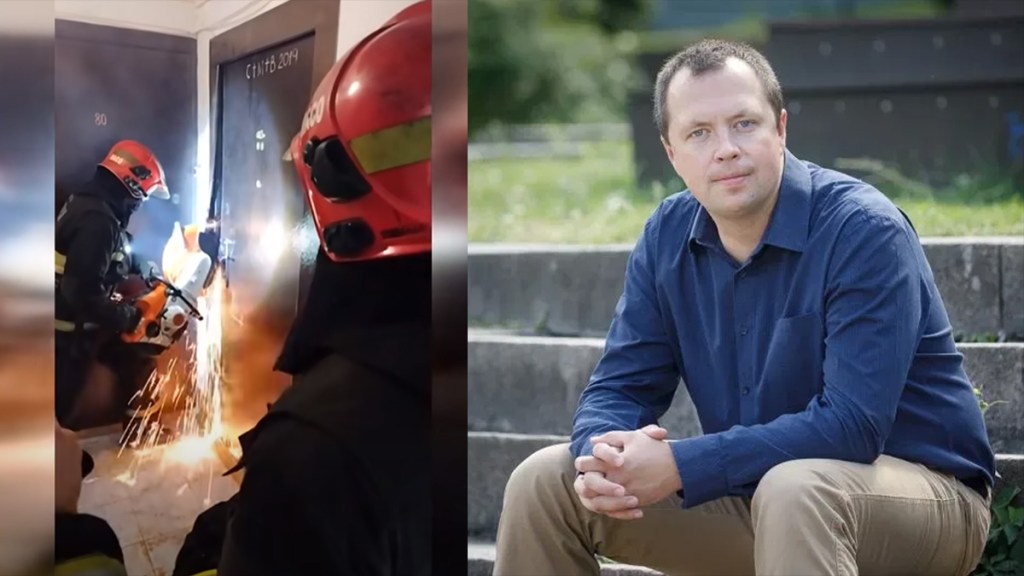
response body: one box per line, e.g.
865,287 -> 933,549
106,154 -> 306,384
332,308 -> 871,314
573,424 -> 682,520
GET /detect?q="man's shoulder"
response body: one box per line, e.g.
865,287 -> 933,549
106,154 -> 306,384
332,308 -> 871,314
58,202 -> 119,247
804,162 -> 914,235
73,211 -> 121,240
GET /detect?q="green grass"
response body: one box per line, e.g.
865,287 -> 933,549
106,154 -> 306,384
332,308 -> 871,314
469,141 -> 1024,244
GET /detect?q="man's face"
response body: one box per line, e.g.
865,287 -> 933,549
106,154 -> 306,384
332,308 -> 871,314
661,58 -> 787,223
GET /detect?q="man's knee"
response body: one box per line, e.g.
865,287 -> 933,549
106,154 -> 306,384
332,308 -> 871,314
752,459 -> 846,517
504,443 -> 574,509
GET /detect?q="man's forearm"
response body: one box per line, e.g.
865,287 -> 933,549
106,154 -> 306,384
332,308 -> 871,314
670,395 -> 883,508
574,206 -> 679,459
571,392 -> 659,459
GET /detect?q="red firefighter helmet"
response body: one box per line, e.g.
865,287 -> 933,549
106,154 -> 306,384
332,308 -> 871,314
98,140 -> 170,200
287,0 -> 431,262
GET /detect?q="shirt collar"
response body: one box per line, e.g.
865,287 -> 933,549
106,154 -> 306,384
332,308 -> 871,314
687,149 -> 812,254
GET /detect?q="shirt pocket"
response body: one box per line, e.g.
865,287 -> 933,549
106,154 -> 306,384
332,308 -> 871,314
761,312 -> 824,415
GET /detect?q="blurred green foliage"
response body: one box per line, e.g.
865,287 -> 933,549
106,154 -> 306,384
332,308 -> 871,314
467,0 -> 649,136
467,0 -> 963,135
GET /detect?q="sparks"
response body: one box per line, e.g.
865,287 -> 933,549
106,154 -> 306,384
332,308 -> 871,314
183,268 -> 225,441
116,266 -> 229,482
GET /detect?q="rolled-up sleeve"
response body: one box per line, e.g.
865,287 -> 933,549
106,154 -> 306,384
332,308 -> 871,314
671,210 -> 923,507
570,206 -> 682,460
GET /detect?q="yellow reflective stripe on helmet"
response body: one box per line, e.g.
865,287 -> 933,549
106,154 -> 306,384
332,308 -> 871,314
55,553 -> 127,576
349,116 -> 431,175
56,251 -> 67,275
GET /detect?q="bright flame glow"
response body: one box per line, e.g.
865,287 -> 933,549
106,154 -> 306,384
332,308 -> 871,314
162,222 -> 187,281
258,220 -> 286,267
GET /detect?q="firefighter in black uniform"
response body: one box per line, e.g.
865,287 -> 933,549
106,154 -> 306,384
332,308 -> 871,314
172,3 -> 434,575
55,139 -> 170,427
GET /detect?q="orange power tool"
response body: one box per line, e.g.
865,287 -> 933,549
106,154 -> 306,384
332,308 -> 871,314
122,225 -> 212,351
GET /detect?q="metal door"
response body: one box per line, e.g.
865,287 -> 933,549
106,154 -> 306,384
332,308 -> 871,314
55,20 -> 196,262
216,33 -> 317,434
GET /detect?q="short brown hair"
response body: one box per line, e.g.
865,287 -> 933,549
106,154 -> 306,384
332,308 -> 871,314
653,39 -> 784,138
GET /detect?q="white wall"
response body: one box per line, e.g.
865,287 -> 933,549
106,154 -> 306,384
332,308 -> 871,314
54,0 -> 293,37
55,0 -> 419,223
54,0 -> 196,36
336,0 -> 418,59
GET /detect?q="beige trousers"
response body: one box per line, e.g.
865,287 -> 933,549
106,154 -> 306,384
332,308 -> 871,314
494,443 -> 990,576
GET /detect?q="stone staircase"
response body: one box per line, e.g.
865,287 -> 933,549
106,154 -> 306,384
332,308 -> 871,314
467,239 -> 1024,575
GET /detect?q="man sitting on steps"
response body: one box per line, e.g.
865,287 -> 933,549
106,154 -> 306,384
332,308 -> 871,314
494,39 -> 995,576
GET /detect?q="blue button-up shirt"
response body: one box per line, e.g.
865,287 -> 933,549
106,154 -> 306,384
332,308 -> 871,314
571,150 -> 996,508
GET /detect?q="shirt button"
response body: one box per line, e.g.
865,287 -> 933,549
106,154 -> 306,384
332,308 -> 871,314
739,271 -> 748,279
739,326 -> 749,335
742,386 -> 751,395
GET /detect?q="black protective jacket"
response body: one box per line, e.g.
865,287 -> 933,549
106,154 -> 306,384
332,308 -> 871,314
55,170 -> 141,334
189,251 -> 432,576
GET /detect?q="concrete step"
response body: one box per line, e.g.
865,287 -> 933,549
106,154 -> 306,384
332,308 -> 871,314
467,431 -> 1024,538
469,333 -> 1024,452
468,239 -> 1024,338
468,540 -> 662,576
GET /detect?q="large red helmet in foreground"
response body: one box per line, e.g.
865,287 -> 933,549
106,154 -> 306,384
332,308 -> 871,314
288,1 -> 431,262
